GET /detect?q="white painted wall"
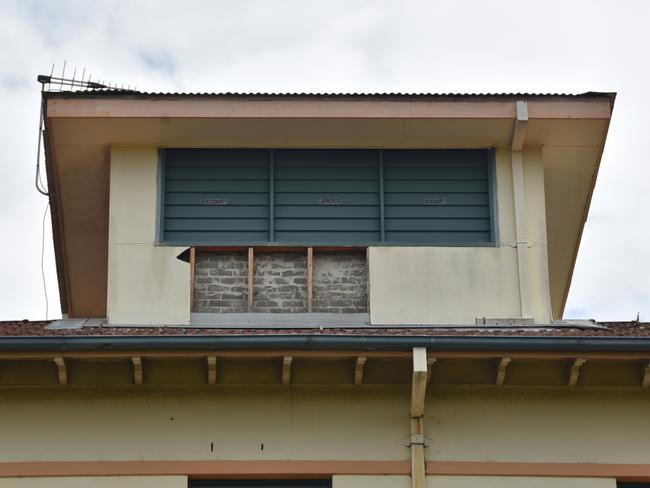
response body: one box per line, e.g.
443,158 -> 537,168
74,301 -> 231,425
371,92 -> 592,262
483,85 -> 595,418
107,147 -> 190,325
369,147 -> 552,324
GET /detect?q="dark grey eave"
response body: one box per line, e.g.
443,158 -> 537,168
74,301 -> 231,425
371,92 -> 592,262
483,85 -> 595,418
1,335 -> 650,353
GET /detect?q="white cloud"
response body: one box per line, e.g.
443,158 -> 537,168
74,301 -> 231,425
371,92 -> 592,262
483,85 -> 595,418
0,0 -> 648,321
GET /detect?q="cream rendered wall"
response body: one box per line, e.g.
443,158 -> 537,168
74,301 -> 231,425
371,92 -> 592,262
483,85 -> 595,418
332,476 -> 615,488
428,477 -> 615,488
369,147 -> 552,325
333,475 -> 411,488
0,387 -> 411,462
0,387 -> 649,464
107,147 -> 190,325
425,387 -> 650,463
0,476 -> 187,488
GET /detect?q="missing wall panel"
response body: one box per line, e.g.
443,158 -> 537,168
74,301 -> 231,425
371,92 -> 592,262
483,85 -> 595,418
192,252 -> 248,313
253,253 -> 308,313
192,249 -> 368,315
313,253 -> 368,313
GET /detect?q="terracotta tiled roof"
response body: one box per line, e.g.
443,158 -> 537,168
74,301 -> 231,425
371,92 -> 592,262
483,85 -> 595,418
0,320 -> 648,338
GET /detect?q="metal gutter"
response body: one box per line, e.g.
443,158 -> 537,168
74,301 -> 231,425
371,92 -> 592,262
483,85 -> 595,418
0,335 -> 650,353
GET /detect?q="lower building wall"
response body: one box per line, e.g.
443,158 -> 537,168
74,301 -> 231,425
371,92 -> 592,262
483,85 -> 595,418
0,476 -> 618,488
334,476 -> 616,488
0,476 -> 187,487
0,386 -> 648,466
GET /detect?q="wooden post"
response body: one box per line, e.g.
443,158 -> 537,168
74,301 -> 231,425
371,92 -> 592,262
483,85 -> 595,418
569,358 -> 586,387
426,357 -> 437,383
282,356 -> 293,385
410,417 -> 426,488
132,357 -> 143,386
354,356 -> 367,385
53,357 -> 67,386
410,347 -> 428,488
496,357 -> 512,386
189,247 -> 196,310
247,247 -> 254,313
207,356 -> 217,385
306,247 -> 313,313
411,347 -> 428,417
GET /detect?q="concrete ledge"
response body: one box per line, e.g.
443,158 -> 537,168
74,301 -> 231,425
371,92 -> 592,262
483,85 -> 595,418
190,312 -> 370,328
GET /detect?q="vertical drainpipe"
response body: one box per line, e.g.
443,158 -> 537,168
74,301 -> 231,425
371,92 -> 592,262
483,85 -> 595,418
511,101 -> 532,320
410,347 -> 428,488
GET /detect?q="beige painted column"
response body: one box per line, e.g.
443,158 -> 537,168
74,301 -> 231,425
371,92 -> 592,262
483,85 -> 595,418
107,147 -> 190,325
511,101 -> 532,319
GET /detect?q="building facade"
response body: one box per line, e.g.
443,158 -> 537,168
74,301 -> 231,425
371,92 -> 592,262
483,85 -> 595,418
1,90 -> 649,488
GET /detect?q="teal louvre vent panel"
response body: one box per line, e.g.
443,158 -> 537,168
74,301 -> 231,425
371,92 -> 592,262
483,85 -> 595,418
273,150 -> 381,244
382,150 -> 492,244
162,149 -> 270,243
160,148 -> 494,246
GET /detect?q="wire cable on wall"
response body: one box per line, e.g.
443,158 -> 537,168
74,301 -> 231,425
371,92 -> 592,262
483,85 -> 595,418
34,96 -> 49,196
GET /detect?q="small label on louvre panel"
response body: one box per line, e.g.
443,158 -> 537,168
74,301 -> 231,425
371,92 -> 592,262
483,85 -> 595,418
205,198 -> 227,205
424,196 -> 447,205
319,198 -> 341,205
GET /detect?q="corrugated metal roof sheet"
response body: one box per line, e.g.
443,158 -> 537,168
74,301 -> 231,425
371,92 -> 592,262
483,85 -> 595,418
44,90 -> 616,100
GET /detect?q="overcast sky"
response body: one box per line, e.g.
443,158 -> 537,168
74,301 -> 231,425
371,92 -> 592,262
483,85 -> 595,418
0,0 -> 648,322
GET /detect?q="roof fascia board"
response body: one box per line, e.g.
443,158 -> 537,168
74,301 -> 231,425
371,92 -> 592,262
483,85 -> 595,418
45,98 -> 612,120
42,98 -> 72,317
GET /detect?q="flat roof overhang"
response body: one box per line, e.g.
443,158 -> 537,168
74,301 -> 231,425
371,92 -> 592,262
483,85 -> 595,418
0,334 -> 648,389
43,92 -> 615,319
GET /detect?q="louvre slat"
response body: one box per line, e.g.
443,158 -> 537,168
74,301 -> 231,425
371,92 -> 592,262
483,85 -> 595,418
274,150 -> 381,243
